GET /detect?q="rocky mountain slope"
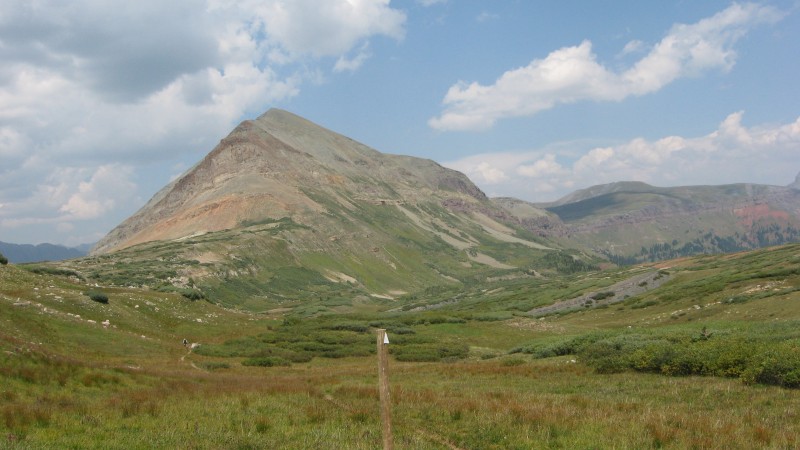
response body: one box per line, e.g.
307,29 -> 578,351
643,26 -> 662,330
93,109 -> 494,254
80,109 -> 583,308
76,108 -> 798,307
495,179 -> 800,264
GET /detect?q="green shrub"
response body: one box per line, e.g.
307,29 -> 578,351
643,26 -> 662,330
242,356 -> 290,367
518,332 -> 612,359
85,290 -> 109,304
155,284 -> 205,301
387,326 -> 415,335
391,343 -> 469,362
22,265 -> 83,279
0,252 -> 7,265
471,312 -> 514,322
201,362 -> 230,370
501,357 -> 526,366
179,288 -> 205,301
324,322 -> 369,333
576,326 -> 800,388
591,291 -> 615,301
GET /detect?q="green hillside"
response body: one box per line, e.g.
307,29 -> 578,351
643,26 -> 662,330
45,198 -> 587,313
537,182 -> 800,264
2,243 -> 800,448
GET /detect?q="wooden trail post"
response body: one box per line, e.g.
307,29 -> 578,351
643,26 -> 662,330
377,329 -> 393,450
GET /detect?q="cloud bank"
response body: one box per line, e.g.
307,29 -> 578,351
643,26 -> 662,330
444,112 -> 800,201
429,3 -> 783,131
0,0 -> 405,245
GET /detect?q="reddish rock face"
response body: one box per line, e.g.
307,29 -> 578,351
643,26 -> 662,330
734,203 -> 791,227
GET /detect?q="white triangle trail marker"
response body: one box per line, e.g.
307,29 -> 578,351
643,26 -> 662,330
383,333 -> 390,344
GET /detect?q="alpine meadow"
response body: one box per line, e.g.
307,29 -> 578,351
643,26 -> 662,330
2,109 -> 800,449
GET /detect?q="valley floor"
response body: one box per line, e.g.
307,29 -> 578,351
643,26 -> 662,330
3,243 -> 800,448
3,343 -> 800,449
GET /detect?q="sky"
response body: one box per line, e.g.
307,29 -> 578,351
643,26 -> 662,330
1,0 -> 799,246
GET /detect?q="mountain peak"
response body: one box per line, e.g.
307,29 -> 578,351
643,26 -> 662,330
790,171 -> 800,190
91,109 -> 490,254
547,181 -> 656,207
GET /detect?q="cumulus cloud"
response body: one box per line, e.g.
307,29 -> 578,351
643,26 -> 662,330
334,43 -> 373,73
0,0 -> 406,244
58,165 -> 137,220
430,3 -> 783,131
239,0 -> 405,60
444,113 -> 800,201
0,164 -> 138,245
517,154 -> 567,178
417,0 -> 447,6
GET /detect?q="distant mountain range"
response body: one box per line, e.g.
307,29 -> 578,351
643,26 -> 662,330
32,109 -> 800,308
0,241 -> 88,263
501,178 -> 800,264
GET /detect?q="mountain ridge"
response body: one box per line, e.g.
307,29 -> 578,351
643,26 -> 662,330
92,109 -> 488,255
75,109 -> 800,307
0,241 -> 87,263
500,178 -> 800,264
79,108 -> 569,307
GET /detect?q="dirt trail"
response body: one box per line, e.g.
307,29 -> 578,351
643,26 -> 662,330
180,347 -> 204,371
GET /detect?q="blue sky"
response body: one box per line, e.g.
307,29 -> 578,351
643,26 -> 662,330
1,0 -> 799,246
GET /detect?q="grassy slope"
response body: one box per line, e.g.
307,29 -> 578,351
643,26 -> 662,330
545,186 -> 800,263
2,243 -> 800,448
55,200 -> 567,313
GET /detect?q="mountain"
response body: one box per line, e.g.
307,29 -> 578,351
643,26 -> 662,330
92,109 -> 491,254
73,109 -> 799,308
0,241 -> 86,263
790,172 -> 800,190
78,109 -> 582,309
500,177 -> 800,264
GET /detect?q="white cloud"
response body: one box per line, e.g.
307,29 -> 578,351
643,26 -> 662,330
417,0 -> 447,6
58,165 -> 137,220
239,0 -> 405,61
430,3 -> 783,131
443,112 -> 800,201
476,11 -> 499,23
0,0 -> 407,245
334,43 -> 372,73
619,40 -> 645,57
517,154 -> 567,178
0,164 -> 137,241
474,162 -> 508,184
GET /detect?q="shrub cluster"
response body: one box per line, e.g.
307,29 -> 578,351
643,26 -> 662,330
390,342 -> 469,362
579,335 -> 800,388
85,290 -> 109,304
511,332 -> 611,359
199,362 -> 230,370
0,251 -> 7,265
197,316 -> 473,366
591,291 -> 615,301
155,284 -> 205,301
196,321 -> 374,366
241,356 -> 291,367
21,265 -> 83,279
513,324 -> 800,388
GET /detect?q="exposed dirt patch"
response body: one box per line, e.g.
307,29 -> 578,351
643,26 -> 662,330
467,252 -> 515,269
528,269 -> 671,316
505,317 -> 566,333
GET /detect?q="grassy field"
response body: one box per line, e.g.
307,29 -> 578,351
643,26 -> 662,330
2,243 -> 800,448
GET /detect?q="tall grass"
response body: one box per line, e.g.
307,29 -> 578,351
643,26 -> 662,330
3,243 -> 800,447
